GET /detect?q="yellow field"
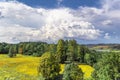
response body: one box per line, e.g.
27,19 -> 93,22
0,54 -> 94,80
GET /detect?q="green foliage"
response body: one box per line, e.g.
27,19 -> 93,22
66,40 -> 77,62
56,39 -> 66,63
2,39 -> 120,80
32,52 -> 41,57
0,43 -> 10,54
49,44 -> 56,54
8,47 -> 13,57
77,45 -> 89,63
18,42 -> 47,56
38,52 -> 60,80
0,40 -> 91,64
84,52 -> 97,66
8,46 -> 17,57
92,52 -> 120,80
63,63 -> 84,80
84,53 -> 91,65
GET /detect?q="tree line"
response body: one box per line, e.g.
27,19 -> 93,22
0,39 -> 119,80
0,40 -> 98,66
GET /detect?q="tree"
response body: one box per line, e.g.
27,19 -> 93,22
84,52 -> 96,66
49,44 -> 56,54
13,45 -> 17,56
18,44 -> 23,54
63,63 -> 84,80
38,52 -> 60,80
77,45 -> 82,62
56,39 -> 66,63
8,46 -> 16,57
40,44 -> 45,54
67,40 -> 77,62
64,40 -> 68,55
0,43 -> 10,54
77,45 -> 90,63
92,52 -> 120,80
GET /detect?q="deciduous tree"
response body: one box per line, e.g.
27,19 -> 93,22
92,53 -> 120,80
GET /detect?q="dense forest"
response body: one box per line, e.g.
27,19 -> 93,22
0,39 -> 120,80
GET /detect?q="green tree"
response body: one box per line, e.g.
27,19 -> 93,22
63,63 -> 84,80
67,40 -> 77,62
13,45 -> 17,56
77,45 -> 82,62
56,39 -> 66,63
49,44 -> 56,54
8,46 -> 16,57
77,45 -> 90,63
84,53 -> 96,66
38,52 -> 60,80
92,52 -> 120,80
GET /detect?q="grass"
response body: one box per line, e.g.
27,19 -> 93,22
60,64 -> 94,79
0,54 -> 39,80
0,54 -> 94,80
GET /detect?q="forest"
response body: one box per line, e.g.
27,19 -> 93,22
0,39 -> 120,80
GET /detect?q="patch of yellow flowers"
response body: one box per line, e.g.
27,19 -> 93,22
0,54 -> 94,79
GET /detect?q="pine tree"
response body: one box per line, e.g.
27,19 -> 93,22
67,40 -> 77,62
56,39 -> 66,63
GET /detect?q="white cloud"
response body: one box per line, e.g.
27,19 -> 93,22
0,1 -> 102,43
0,0 -> 120,43
104,33 -> 111,39
102,20 -> 112,25
102,0 -> 120,19
0,0 -> 16,2
102,0 -> 120,11
75,0 -> 120,40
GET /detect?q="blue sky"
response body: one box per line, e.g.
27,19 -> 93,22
0,0 -> 120,44
17,0 -> 100,9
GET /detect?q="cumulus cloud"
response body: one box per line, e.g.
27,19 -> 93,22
0,1 -> 102,43
0,24 -> 36,43
75,0 -> 120,42
0,0 -> 120,43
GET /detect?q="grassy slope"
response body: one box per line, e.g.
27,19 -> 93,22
0,54 -> 94,80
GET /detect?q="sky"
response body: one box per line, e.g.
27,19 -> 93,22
0,0 -> 120,44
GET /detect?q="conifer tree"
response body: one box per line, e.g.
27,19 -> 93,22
38,52 -> 60,80
56,39 -> 66,63
67,40 -> 77,62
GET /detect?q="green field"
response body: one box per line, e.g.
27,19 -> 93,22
0,54 -> 94,80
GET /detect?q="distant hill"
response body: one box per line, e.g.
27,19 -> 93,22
86,44 -> 120,50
